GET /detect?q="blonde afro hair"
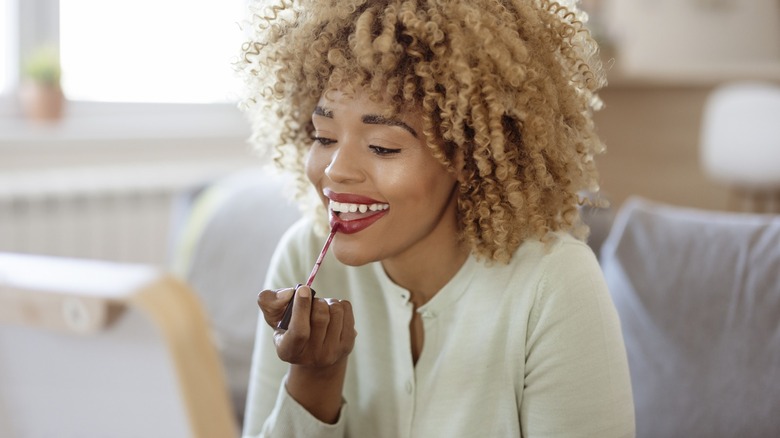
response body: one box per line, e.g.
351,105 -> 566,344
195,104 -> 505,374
238,0 -> 607,263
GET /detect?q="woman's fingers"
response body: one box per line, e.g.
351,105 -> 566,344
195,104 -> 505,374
268,286 -> 356,367
308,296 -> 332,348
339,300 -> 357,349
284,285 -> 314,344
257,288 -> 295,327
323,299 -> 346,355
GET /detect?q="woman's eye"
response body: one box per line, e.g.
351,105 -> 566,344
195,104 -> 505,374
312,136 -> 336,146
369,145 -> 401,156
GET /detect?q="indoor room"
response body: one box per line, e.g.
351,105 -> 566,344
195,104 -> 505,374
1,0 -> 779,437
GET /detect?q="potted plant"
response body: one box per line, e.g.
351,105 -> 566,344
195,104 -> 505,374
19,46 -> 65,121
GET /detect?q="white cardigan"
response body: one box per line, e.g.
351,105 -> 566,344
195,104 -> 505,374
243,218 -> 635,438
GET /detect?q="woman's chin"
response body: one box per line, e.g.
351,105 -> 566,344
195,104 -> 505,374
332,245 -> 376,268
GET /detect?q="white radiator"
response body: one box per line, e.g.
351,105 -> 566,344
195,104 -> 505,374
0,164 -> 228,267
0,191 -> 172,267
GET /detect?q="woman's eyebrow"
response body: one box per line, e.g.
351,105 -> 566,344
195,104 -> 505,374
313,106 -> 333,118
362,114 -> 418,138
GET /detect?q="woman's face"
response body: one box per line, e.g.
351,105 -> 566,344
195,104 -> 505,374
306,89 -> 459,267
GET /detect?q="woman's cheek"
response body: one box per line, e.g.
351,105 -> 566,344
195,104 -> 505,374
305,148 -> 323,185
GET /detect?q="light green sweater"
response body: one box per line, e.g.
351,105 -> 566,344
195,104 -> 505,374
243,218 -> 635,438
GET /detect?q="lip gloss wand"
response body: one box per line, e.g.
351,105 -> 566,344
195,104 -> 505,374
277,224 -> 339,330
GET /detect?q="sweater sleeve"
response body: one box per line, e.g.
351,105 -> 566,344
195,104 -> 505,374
242,219 -> 348,438
521,240 -> 635,438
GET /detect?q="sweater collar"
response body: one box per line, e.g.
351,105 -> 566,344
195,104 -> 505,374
372,254 -> 478,315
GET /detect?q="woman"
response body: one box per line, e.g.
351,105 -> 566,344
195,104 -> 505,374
238,0 -> 634,436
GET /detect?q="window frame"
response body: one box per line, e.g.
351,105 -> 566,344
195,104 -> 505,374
0,0 -> 250,146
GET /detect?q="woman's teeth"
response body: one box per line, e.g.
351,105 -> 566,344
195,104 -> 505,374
330,201 -> 389,214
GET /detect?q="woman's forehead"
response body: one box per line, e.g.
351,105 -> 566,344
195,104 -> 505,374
316,87 -> 418,117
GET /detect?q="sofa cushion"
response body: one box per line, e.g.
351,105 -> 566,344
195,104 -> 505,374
171,168 -> 302,421
600,197 -> 780,438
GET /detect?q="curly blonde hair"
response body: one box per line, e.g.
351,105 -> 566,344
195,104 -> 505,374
238,0 -> 606,263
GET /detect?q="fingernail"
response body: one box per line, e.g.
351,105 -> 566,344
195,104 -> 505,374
297,285 -> 310,298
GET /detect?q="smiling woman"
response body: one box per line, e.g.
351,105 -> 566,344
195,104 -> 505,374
238,1 -> 635,437
307,90 -> 461,271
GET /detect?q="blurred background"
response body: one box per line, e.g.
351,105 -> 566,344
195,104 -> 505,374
1,0 -> 256,267
1,0 -> 779,267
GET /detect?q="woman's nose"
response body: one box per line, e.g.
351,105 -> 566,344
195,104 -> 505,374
324,140 -> 364,183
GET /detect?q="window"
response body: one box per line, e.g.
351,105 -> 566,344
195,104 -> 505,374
3,0 -> 249,105
60,0 -> 248,103
0,0 -> 14,95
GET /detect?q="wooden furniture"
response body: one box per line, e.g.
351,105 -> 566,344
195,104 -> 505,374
0,252 -> 238,438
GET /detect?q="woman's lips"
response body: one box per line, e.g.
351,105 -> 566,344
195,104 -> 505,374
324,188 -> 382,205
330,209 -> 388,234
324,189 -> 389,234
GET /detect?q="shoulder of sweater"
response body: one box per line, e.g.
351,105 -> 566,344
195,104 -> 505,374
463,233 -> 597,302
500,231 -> 596,272
517,233 -> 607,331
476,232 -> 601,303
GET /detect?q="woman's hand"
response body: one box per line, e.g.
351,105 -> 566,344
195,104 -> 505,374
258,285 -> 357,367
256,285 -> 356,423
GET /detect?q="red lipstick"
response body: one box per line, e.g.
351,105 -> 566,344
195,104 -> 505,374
277,224 -> 339,330
325,188 -> 389,234
330,210 -> 388,234
304,225 -> 338,287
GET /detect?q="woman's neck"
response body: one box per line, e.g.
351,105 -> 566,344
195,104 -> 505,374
380,198 -> 469,306
386,243 -> 469,307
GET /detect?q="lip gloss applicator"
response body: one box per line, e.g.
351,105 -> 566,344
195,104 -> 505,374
277,224 -> 339,330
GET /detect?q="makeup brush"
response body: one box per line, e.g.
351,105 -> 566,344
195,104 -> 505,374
277,225 -> 338,330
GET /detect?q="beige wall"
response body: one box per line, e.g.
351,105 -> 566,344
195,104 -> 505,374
591,0 -> 780,214
593,84 -> 731,212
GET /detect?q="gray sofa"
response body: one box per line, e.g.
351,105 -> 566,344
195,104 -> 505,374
600,197 -> 780,438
